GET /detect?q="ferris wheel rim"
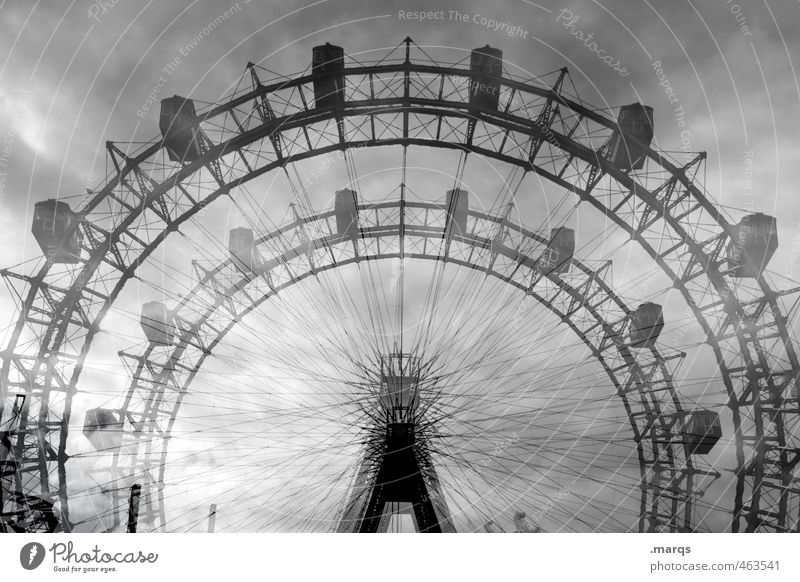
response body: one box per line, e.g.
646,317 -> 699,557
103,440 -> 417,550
1,50 -> 797,532
114,199 -> 693,533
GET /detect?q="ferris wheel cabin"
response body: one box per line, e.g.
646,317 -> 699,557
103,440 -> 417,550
378,353 -> 421,424
31,199 -> 83,263
469,45 -> 503,111
82,408 -> 123,451
445,188 -> 469,238
726,213 -> 778,278
606,103 -> 654,170
682,410 -> 722,455
140,301 -> 175,346
629,302 -> 664,349
159,96 -> 203,162
513,510 -> 542,533
542,227 -> 575,275
334,188 -> 359,238
229,227 -> 255,270
312,43 -> 345,109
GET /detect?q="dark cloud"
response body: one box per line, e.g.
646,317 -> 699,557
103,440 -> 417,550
1,0 -> 798,532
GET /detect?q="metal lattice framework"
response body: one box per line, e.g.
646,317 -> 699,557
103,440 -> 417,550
1,39 -> 799,532
112,201 -> 709,532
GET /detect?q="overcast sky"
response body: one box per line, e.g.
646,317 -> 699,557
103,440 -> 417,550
2,0 -> 800,272
1,0 -> 799,532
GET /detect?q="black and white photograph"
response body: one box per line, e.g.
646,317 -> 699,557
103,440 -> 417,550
0,0 -> 799,579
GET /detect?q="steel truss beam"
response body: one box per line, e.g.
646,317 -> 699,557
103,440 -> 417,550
1,48 -> 797,532
112,201 -> 698,532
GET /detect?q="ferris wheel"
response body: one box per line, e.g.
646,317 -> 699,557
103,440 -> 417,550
1,38 -> 798,533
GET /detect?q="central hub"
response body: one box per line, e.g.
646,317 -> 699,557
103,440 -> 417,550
336,352 -> 455,533
386,422 -> 415,446
377,353 -> 421,424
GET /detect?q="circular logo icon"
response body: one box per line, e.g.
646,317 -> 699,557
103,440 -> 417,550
20,542 -> 46,570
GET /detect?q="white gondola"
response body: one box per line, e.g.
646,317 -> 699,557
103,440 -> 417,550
229,227 -> 255,270
140,301 -> 174,346
445,188 -> 469,238
83,408 -> 123,451
334,189 -> 359,238
541,227 -> 575,275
